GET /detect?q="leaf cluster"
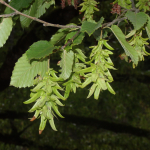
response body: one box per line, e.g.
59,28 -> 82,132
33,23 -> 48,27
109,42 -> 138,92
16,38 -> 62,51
0,0 -> 150,133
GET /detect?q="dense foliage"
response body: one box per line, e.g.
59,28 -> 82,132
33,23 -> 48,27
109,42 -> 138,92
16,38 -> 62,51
0,0 -> 150,141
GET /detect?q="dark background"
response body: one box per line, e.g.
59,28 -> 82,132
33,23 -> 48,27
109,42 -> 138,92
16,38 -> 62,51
0,0 -> 150,149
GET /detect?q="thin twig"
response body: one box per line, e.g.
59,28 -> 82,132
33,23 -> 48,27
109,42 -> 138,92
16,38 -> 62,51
103,9 -> 128,28
130,0 -> 136,9
118,9 -> 127,19
0,12 -> 17,17
103,17 -> 127,28
0,0 -> 80,29
0,0 -> 138,32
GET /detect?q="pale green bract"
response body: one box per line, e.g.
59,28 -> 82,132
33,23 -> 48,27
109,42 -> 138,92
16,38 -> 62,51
60,50 -> 74,80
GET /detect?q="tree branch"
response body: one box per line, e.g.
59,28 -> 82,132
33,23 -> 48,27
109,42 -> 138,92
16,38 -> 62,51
0,12 -> 17,17
0,0 -> 130,30
130,0 -> 136,9
0,0 -> 80,29
103,17 -> 127,28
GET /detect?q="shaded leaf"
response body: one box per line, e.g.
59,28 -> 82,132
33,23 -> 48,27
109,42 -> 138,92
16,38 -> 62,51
20,0 -> 54,28
26,40 -> 56,61
81,17 -> 104,36
65,31 -> 77,41
93,28 -> 108,41
111,25 -> 138,65
65,31 -> 85,46
125,11 -> 147,30
10,54 -> 48,88
50,24 -> 75,45
60,50 -> 74,80
5,0 -> 34,13
0,18 -> 13,48
50,32 -> 68,45
73,32 -> 85,45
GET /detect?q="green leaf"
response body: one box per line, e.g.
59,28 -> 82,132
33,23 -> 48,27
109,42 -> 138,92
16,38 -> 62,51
10,54 -> 48,88
20,0 -> 39,28
118,1 -> 131,9
51,102 -> 64,118
5,0 -> 34,13
111,25 -> 138,65
145,15 -> 150,40
65,31 -> 85,46
20,0 -> 54,28
93,28 -> 108,41
0,18 -> 13,48
26,41 -> 56,61
125,11 -> 147,30
73,32 -> 85,45
81,17 -> 104,36
75,48 -> 87,59
50,31 -> 69,45
51,32 -> 66,45
65,31 -> 77,41
35,0 -> 54,18
50,24 -> 75,44
60,50 -> 74,80
39,115 -> 47,131
125,30 -> 136,38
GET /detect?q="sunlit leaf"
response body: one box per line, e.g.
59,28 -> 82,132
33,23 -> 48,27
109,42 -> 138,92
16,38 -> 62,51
10,54 -> 48,88
60,50 -> 74,80
0,18 -> 13,48
111,25 -> 138,65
